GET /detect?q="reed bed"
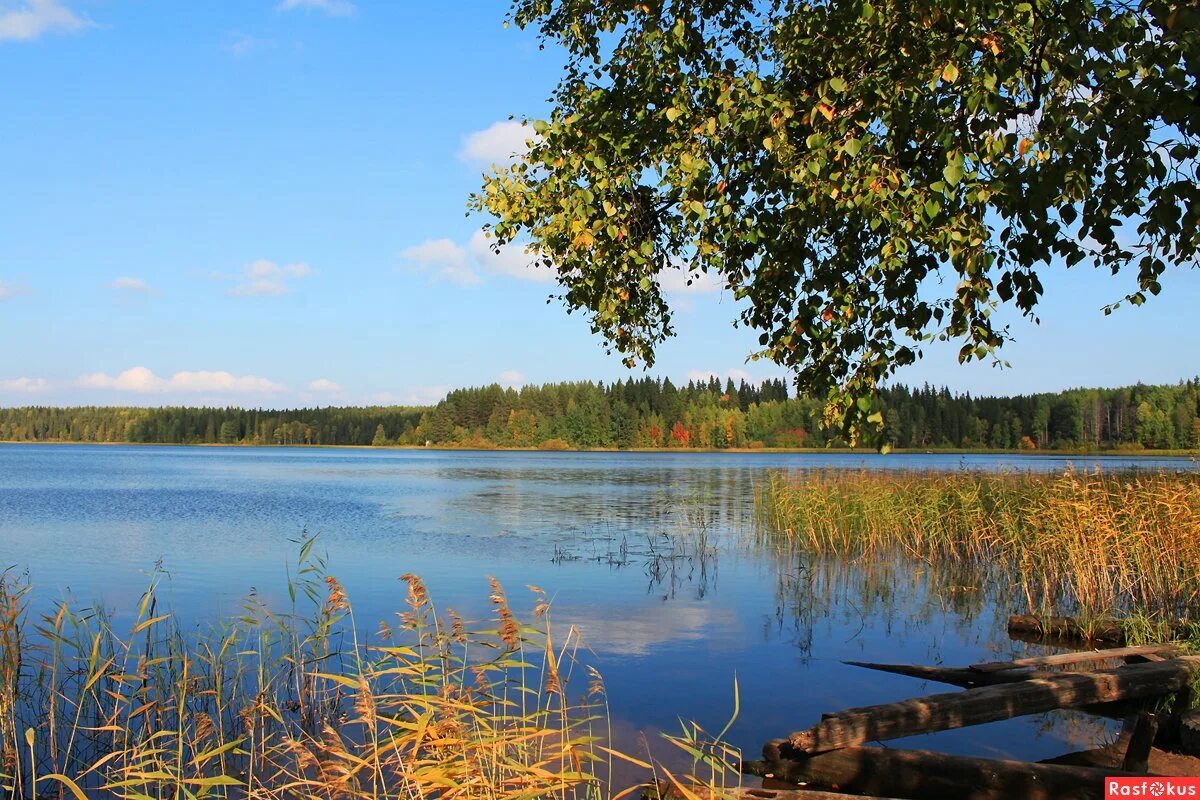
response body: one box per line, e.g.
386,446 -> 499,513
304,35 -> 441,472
759,469 -> 1200,620
0,538 -> 738,800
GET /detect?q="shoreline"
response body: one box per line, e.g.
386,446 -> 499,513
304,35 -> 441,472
0,439 -> 1195,458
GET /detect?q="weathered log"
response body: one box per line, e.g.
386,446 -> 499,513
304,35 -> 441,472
647,779 -> 903,800
1181,708 -> 1200,757
969,644 -> 1183,673
1008,615 -> 1126,643
752,746 -> 1146,800
787,656 -> 1200,754
1043,744 -> 1200,776
845,660 -> 1049,688
1122,712 -> 1159,772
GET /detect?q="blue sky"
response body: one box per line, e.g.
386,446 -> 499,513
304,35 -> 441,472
1,0 -> 1197,408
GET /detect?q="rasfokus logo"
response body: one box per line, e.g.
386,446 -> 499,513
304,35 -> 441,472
1107,778 -> 1200,798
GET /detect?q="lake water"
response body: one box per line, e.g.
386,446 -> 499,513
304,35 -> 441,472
1,444 -> 1196,767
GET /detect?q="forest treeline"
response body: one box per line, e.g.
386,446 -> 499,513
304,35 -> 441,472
1,377 -> 1198,451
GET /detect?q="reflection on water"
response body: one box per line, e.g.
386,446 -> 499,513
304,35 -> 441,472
1,444 -> 1193,764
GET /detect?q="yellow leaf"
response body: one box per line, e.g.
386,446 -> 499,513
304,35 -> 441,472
41,775 -> 88,800
595,745 -> 652,769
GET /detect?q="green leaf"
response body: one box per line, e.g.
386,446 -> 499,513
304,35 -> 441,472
943,161 -> 964,187
829,76 -> 847,93
942,63 -> 960,83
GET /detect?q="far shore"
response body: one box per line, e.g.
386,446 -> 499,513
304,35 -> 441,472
1,439 -> 1196,458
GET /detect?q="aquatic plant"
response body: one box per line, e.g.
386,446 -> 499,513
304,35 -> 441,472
0,539 -> 738,800
759,469 -> 1200,620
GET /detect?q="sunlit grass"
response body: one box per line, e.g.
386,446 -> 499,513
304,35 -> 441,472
0,538 -> 740,800
759,469 -> 1200,620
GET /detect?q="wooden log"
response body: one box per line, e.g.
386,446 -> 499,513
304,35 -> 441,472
1122,712 -> 1159,773
647,780 -> 904,800
1008,615 -> 1126,643
846,660 -> 1052,688
969,644 -> 1183,673
1043,744 -> 1200,776
753,746 -> 1146,800
1181,708 -> 1200,757
786,655 -> 1200,754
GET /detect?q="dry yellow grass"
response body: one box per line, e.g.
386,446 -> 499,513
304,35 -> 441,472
0,539 -> 741,800
759,469 -> 1200,619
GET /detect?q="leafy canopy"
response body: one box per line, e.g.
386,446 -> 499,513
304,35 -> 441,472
471,0 -> 1199,435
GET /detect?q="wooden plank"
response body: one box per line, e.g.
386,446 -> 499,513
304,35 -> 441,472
969,644 -> 1183,673
648,780 -> 904,800
752,746 -> 1148,800
1181,708 -> 1200,757
786,655 -> 1200,754
846,660 -> 1048,688
1043,744 -> 1200,776
1122,712 -> 1159,773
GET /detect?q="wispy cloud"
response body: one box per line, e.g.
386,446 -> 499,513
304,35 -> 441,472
497,370 -> 525,388
468,230 -> 554,283
400,239 -> 481,286
308,377 -> 342,393
0,376 -> 47,393
0,280 -> 29,300
687,368 -> 756,385
78,366 -> 285,395
224,31 -> 275,57
401,231 -> 551,287
657,266 -> 722,295
366,386 -> 451,406
276,0 -> 355,16
459,120 -> 534,166
0,0 -> 88,42
221,259 -> 312,297
110,276 -> 158,295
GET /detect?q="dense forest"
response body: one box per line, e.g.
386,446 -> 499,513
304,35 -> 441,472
1,377 -> 1198,451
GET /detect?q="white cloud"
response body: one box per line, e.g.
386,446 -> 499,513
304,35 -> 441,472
497,370 -> 525,388
276,0 -> 354,16
0,281 -> 28,300
0,0 -> 87,42
0,376 -> 47,393
224,31 -> 275,57
226,259 -> 312,297
110,276 -> 157,294
459,120 -> 534,166
367,386 -> 451,406
657,266 -> 722,295
687,368 -> 756,386
308,378 -> 342,393
400,239 -> 481,286
78,366 -> 284,395
468,230 -> 554,283
401,231 -> 554,288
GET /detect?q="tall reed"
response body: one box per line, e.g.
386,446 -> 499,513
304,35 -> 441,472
0,538 -> 737,800
759,469 -> 1200,619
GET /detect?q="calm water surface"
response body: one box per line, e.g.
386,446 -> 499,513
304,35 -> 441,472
1,445 -> 1196,765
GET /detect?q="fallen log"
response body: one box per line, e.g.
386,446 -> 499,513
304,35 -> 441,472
647,780 -> 904,800
969,644 -> 1183,673
845,660 -> 1049,688
1122,712 -> 1159,773
1181,708 -> 1200,757
786,655 -> 1200,754
1043,744 -> 1200,776
750,746 -> 1146,800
